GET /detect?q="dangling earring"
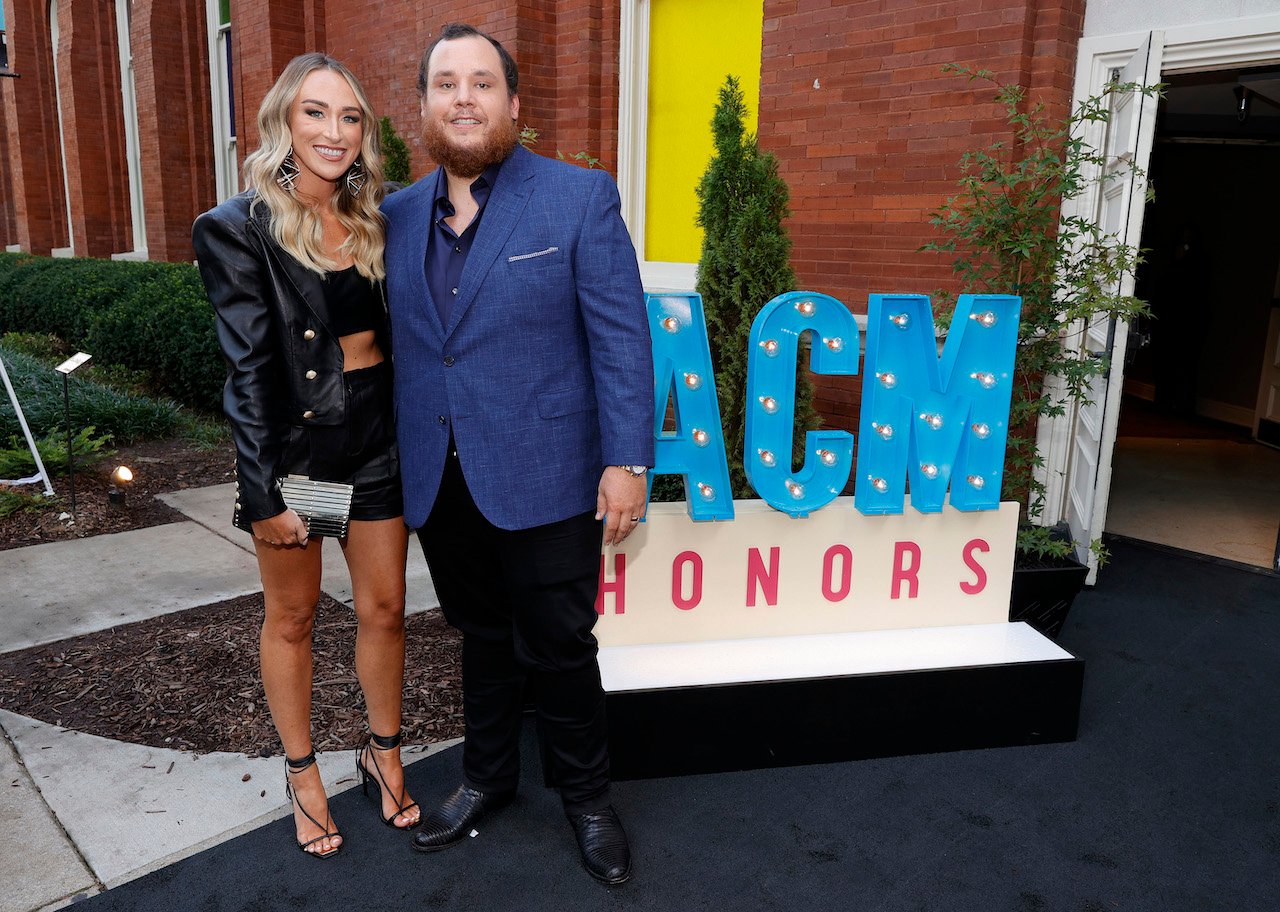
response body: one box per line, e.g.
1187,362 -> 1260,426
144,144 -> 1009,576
277,147 -> 300,192
345,158 -> 367,196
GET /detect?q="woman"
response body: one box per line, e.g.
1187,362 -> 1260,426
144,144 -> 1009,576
193,53 -> 419,858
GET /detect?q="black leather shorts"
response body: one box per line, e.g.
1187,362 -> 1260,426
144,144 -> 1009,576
234,361 -> 402,531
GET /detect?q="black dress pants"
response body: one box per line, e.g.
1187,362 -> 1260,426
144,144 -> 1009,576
417,449 -> 610,815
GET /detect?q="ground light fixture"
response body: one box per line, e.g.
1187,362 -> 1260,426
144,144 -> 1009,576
109,465 -> 134,506
54,352 -> 92,515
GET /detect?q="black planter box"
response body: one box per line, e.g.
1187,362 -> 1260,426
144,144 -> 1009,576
1008,558 -> 1089,639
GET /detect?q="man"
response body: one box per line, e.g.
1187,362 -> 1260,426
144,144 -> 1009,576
381,23 -> 653,885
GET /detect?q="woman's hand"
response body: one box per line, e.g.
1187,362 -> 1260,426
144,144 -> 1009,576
251,509 -> 310,547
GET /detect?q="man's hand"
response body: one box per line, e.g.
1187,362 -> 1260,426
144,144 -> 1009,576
251,509 -> 311,548
596,467 -> 648,546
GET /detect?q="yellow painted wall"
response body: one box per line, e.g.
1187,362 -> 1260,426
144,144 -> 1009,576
645,0 -> 763,264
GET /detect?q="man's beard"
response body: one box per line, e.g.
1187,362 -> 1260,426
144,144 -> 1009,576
422,115 -> 520,178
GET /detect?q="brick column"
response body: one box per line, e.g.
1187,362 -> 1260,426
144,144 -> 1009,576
2,0 -> 69,254
229,0 -> 315,171
55,0 -> 132,256
130,0 -> 215,262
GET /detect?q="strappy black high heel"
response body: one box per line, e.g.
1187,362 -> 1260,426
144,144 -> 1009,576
285,751 -> 342,858
356,730 -> 421,830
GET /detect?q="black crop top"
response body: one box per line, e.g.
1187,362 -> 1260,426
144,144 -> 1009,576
324,265 -> 381,337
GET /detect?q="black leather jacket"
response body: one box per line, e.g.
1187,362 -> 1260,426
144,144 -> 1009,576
192,191 -> 391,523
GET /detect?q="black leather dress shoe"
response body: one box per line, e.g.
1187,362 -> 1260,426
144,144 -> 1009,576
411,784 -> 514,853
567,805 -> 632,885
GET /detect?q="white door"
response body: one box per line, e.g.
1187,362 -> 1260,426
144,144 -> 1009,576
1062,32 -> 1164,583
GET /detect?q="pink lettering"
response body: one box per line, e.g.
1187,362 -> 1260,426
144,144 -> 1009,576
595,553 -> 626,615
746,546 -> 780,607
960,538 -> 989,595
822,544 -> 853,602
671,550 -> 703,610
891,541 -> 921,600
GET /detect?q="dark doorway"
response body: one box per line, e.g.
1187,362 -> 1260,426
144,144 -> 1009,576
1107,65 -> 1280,571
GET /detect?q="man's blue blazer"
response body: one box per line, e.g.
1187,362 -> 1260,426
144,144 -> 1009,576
382,145 -> 655,531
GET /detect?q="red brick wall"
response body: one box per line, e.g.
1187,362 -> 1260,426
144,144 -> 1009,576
229,0 -> 312,171
55,0 -> 132,257
758,0 -> 1085,431
130,0 -> 216,262
3,0 -> 69,254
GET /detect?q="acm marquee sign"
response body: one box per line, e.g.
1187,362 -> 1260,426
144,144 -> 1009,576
595,289 -> 1023,648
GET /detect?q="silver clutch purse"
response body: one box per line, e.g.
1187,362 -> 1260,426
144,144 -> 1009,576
278,475 -> 354,538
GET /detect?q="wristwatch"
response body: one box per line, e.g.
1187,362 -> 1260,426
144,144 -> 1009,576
614,464 -> 648,477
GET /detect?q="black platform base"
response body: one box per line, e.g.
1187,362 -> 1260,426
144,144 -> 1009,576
604,655 -> 1084,780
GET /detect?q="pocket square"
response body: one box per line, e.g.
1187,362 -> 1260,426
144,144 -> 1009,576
507,246 -> 560,263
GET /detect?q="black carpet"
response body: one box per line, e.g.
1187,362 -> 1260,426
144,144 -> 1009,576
84,538 -> 1280,911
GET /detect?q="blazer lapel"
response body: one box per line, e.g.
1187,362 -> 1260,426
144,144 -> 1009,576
388,173 -> 446,339
248,211 -> 336,333
446,149 -> 535,338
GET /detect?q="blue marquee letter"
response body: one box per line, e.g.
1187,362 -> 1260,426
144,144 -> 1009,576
647,294 -> 735,520
855,293 -> 1020,514
745,291 -> 859,517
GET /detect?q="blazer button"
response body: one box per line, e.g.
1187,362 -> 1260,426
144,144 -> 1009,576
303,410 -> 316,419
438,415 -> 446,425
444,356 -> 455,367
305,369 -> 317,380
303,329 -> 316,341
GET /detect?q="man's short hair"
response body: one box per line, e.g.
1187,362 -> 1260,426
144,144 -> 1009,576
417,23 -> 519,97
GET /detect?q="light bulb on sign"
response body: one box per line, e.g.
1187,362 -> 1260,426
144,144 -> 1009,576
683,372 -> 702,390
786,480 -> 805,499
660,316 -> 680,334
920,463 -> 939,479
760,339 -> 780,357
758,449 -> 777,468
692,428 -> 710,447
970,311 -> 998,327
870,476 -> 889,494
824,337 -> 844,353
971,422 -> 991,439
890,313 -> 910,330
971,371 -> 997,389
795,299 -> 816,317
817,449 -> 837,466
967,475 -> 986,490
872,422 -> 893,441
759,396 -> 779,414
920,412 -> 944,430
876,371 -> 897,389
697,482 -> 716,501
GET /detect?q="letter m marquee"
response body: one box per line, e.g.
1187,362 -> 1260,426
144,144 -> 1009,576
854,293 -> 1020,515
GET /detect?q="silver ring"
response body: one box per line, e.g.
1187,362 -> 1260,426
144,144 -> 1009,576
630,516 -> 640,522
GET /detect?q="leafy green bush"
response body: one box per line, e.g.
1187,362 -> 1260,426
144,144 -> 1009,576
0,254 -> 224,412
0,488 -> 46,518
85,266 -> 223,411
0,426 -> 113,478
0,343 -> 185,443
380,116 -> 412,184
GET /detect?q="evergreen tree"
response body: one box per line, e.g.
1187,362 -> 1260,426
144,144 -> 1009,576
694,75 -> 817,498
380,116 -> 412,185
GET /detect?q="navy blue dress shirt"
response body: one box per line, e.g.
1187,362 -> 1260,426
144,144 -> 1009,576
425,162 -> 502,327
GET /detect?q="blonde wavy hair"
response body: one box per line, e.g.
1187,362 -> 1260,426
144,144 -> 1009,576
243,53 -> 386,281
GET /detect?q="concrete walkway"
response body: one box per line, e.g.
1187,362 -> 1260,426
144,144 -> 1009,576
0,485 -> 446,911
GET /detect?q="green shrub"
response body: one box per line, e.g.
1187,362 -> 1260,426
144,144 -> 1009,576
0,343 -> 185,443
0,255 -> 224,412
0,331 -> 66,362
86,266 -> 223,411
380,116 -> 412,184
0,426 -> 113,478
0,488 -> 47,518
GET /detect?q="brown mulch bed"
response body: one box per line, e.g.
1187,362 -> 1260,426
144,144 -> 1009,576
0,438 -> 236,551
0,592 -> 464,755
